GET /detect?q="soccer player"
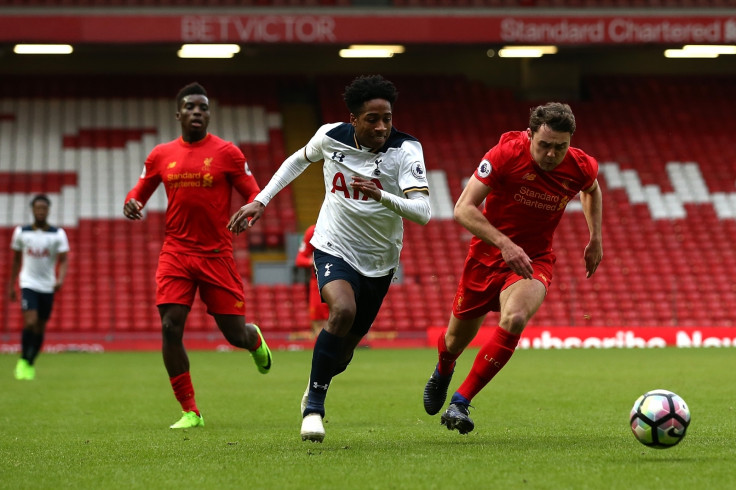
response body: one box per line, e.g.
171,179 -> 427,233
123,82 -> 272,430
228,75 -> 431,442
8,194 -> 69,380
294,223 -> 329,337
423,102 -> 603,434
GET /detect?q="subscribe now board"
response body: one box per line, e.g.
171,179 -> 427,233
426,326 -> 736,349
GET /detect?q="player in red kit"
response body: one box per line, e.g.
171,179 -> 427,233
294,224 -> 329,337
423,102 -> 603,434
123,82 -> 272,429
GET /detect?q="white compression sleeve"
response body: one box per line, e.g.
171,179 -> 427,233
379,190 -> 431,225
254,148 -> 312,206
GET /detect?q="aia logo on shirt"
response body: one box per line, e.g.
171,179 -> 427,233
27,247 -> 50,258
330,172 -> 383,200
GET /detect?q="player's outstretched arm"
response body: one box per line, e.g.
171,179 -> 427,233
228,201 -> 265,234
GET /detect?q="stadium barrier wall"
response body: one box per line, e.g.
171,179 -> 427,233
426,326 -> 736,350
1,326 -> 735,353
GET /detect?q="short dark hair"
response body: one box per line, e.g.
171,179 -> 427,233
176,82 -> 208,109
343,75 -> 398,115
529,102 -> 576,135
31,194 -> 50,207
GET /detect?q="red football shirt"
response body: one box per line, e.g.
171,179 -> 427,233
125,133 -> 260,256
469,130 -> 598,267
295,224 -> 316,268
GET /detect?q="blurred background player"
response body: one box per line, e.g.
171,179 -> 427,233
8,194 -> 69,380
123,82 -> 272,429
294,223 -> 329,338
423,102 -> 603,434
229,74 -> 431,442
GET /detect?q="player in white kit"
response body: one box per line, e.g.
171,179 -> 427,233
228,75 -> 431,442
8,195 -> 70,380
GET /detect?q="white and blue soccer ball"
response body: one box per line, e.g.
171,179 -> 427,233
630,389 -> 691,449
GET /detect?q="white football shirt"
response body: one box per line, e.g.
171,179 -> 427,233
306,123 -> 429,277
10,225 -> 70,293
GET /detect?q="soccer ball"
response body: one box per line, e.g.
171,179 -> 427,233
630,389 -> 690,449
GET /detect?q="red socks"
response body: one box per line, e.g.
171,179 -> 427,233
456,326 -> 520,402
436,330 -> 461,376
170,372 -> 199,415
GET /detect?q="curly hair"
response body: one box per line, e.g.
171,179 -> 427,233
176,82 -> 208,109
529,102 -> 576,135
343,75 -> 398,115
31,194 -> 50,207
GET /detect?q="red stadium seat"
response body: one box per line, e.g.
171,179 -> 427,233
1,74 -> 736,342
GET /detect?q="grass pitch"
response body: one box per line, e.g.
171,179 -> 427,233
1,347 -> 734,489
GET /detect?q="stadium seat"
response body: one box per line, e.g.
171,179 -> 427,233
2,74 -> 736,342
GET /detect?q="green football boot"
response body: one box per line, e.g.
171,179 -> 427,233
14,359 -> 34,380
250,324 -> 272,374
169,411 -> 204,429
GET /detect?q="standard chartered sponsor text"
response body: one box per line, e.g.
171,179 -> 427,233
515,186 -> 559,211
168,172 -> 203,188
501,18 -> 722,44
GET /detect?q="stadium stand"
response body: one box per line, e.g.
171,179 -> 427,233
2,74 -> 736,346
0,76 -> 300,339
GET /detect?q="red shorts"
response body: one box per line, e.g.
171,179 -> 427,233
156,251 -> 246,315
452,252 -> 555,320
308,275 -> 329,321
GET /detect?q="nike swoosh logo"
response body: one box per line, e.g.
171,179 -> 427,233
263,351 -> 272,371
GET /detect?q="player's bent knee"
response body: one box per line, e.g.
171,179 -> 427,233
500,312 -> 529,335
326,307 -> 356,336
161,321 -> 185,344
